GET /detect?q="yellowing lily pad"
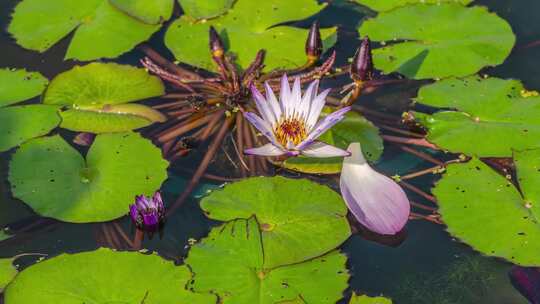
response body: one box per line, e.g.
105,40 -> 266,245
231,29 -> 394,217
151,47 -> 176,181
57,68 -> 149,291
186,218 -> 349,304
8,0 -> 170,60
165,0 -> 337,71
200,176 -> 350,268
282,109 -> 383,174
415,76 -> 540,157
44,63 -> 165,133
4,248 -> 216,303
0,68 -> 48,107
359,4 -> 515,79
9,132 -> 168,223
434,152 -> 540,266
350,293 -> 393,304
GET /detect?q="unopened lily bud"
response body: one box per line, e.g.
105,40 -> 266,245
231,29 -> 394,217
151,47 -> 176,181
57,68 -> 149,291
351,37 -> 373,82
209,26 -> 224,59
305,21 -> 323,63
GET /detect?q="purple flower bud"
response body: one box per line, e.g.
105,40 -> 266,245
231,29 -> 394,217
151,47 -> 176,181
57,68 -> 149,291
351,37 -> 374,82
509,266 -> 540,304
305,21 -> 323,62
129,191 -> 164,231
209,26 -> 225,59
73,132 -> 95,146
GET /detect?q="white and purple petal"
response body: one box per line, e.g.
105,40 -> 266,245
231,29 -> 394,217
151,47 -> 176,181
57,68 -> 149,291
305,88 -> 331,130
264,81 -> 282,120
279,74 -> 291,117
340,143 -> 410,235
243,112 -> 281,148
301,141 -> 350,158
244,143 -> 286,156
251,84 -> 276,127
297,106 -> 351,151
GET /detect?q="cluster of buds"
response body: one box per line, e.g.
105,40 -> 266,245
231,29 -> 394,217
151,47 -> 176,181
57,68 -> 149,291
129,191 -> 165,231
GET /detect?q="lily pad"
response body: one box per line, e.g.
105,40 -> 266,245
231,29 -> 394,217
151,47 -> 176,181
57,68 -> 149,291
0,229 -> 12,242
4,248 -> 216,303
8,0 -> 167,61
165,0 -> 337,71
44,63 -> 165,133
110,0 -> 173,24
180,0 -> 234,19
9,132 -> 168,223
0,69 -> 48,107
282,109 -> 383,174
350,294 -> 392,304
359,4 -> 515,79
0,105 -> 61,152
201,176 -> 350,268
433,153 -> 540,266
355,0 -> 472,12
0,258 -> 17,291
186,217 -> 349,304
415,76 -> 540,157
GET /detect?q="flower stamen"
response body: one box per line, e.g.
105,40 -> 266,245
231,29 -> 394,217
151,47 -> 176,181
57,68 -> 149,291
274,117 -> 307,147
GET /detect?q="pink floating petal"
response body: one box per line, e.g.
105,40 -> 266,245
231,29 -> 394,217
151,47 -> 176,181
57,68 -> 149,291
340,143 -> 410,235
301,141 -> 350,158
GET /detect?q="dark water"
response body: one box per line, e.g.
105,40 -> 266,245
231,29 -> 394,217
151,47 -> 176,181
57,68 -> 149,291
0,0 -> 538,303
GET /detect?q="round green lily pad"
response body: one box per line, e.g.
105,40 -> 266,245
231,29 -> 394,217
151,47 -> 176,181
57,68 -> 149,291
0,105 -> 61,152
110,0 -> 173,24
359,3 -> 515,79
0,258 -> 17,291
282,109 -> 383,174
44,63 -> 165,133
186,218 -> 349,304
4,248 -> 216,303
201,176 -> 350,268
180,0 -> 234,19
355,0 -> 472,12
165,0 -> 337,71
414,76 -> 540,157
350,293 -> 392,304
8,132 -> 168,223
8,0 -> 165,61
433,152 -> 540,266
0,68 -> 48,107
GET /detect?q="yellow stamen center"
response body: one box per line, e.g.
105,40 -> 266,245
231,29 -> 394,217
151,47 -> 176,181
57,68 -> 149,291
274,118 -> 307,147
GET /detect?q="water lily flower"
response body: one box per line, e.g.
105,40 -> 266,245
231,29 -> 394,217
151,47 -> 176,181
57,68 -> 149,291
129,191 -> 164,231
244,75 -> 351,157
340,143 -> 410,235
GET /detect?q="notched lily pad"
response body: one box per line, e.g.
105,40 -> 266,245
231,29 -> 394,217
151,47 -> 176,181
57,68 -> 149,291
434,152 -> 540,266
355,0 -> 472,12
0,105 -> 61,152
180,0 -> 234,19
282,109 -> 383,174
9,132 -> 168,223
186,218 -> 349,304
44,63 -> 165,133
8,0 -> 169,60
4,248 -> 216,303
165,0 -> 337,71
110,0 -> 173,24
359,3 -> 515,79
415,76 -> 540,157
200,176 -> 351,268
0,68 -> 48,107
